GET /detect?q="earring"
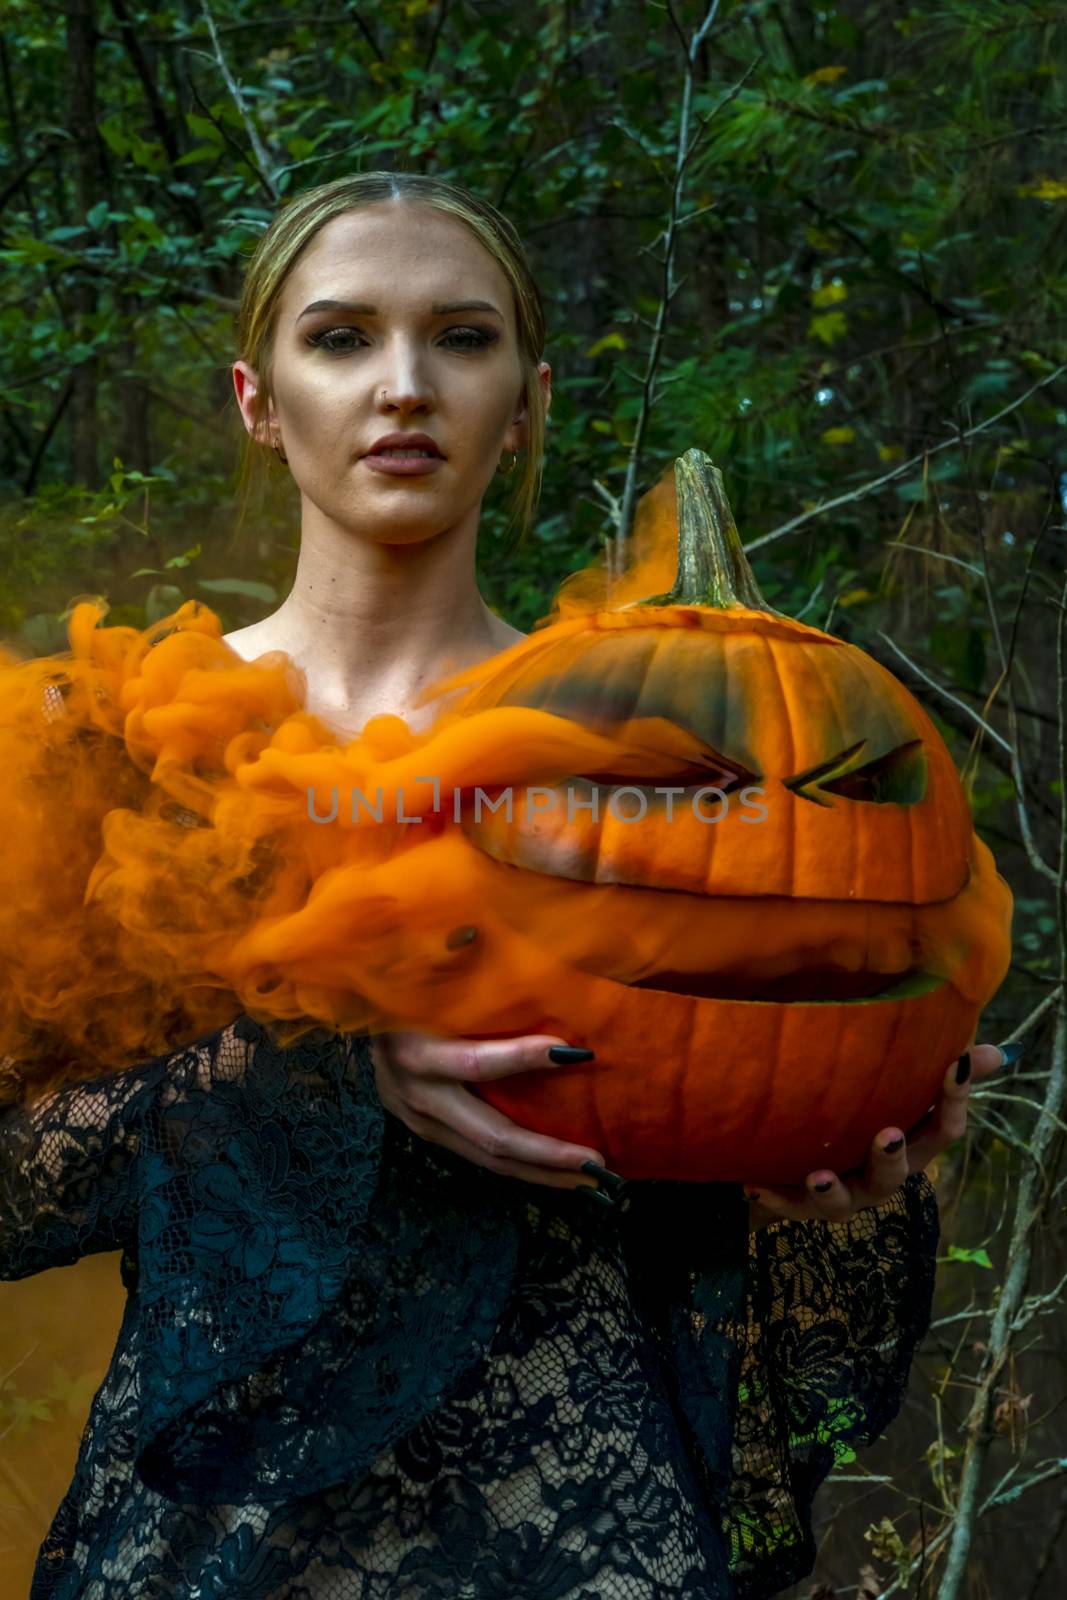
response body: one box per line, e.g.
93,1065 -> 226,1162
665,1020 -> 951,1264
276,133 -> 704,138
496,449 -> 518,476
272,437 -> 289,465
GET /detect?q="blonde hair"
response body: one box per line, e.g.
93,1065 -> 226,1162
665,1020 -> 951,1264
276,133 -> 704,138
233,172 -> 547,549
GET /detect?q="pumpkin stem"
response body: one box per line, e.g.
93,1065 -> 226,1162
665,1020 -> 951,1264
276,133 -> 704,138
633,448 -> 784,614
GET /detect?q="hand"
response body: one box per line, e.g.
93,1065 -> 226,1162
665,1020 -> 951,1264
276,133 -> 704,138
370,1027 -> 608,1192
744,1041 -> 1015,1231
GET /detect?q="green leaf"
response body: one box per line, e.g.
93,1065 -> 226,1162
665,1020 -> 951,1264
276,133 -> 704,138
808,310 -> 848,346
197,578 -> 277,603
174,145 -> 225,169
165,544 -> 202,570
97,116 -> 130,156
185,112 -> 224,144
144,584 -> 185,623
941,1245 -> 993,1269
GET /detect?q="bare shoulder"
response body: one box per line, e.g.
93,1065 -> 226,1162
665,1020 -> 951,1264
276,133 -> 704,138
220,620 -> 289,663
489,617 -> 529,651
223,615 -> 526,664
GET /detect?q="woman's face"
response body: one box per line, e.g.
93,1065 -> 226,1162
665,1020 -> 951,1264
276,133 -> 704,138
233,203 -> 550,546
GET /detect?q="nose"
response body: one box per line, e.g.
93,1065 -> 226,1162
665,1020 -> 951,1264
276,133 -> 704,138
373,337 -> 435,412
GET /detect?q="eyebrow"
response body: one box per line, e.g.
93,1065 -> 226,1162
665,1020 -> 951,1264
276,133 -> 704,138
297,298 -> 504,319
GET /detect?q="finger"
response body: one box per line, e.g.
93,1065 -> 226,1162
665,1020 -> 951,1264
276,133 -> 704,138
396,1029 -> 598,1083
402,1091 -> 608,1191
902,1040 -> 1006,1147
904,1049 -> 978,1170
372,1029 -> 610,1186
969,1040 -> 1015,1081
750,1043 -> 1014,1221
801,1169 -> 856,1220
746,1172 -> 853,1224
860,1126 -> 910,1201
743,1184 -> 811,1222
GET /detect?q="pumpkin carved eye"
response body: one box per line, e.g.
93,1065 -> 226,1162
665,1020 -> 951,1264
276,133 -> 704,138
577,756 -> 759,793
785,738 -> 927,808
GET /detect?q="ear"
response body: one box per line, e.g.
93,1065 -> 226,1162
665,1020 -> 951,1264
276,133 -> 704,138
508,360 -> 551,452
232,360 -> 276,447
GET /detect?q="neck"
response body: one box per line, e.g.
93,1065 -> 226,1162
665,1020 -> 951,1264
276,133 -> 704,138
260,499 -> 516,722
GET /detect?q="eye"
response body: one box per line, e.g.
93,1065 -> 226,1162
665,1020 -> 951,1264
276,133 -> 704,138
442,327 -> 499,351
305,326 -> 498,354
785,739 -> 927,807
306,326 -> 362,353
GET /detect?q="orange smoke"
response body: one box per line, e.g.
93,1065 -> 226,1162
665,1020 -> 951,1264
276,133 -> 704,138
0,462 -> 730,1098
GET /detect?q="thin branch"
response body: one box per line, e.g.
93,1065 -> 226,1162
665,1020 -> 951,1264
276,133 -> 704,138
742,362 -> 1067,554
857,637 -> 1061,827
873,1523 -> 954,1598
1025,1481 -> 1067,1599
609,1 -> 759,585
22,373 -> 74,495
980,1455 -> 1067,1513
935,988 -> 1067,1600
882,541 -> 986,580
195,0 -> 279,202
145,385 -> 225,433
1008,1263 -> 1067,1335
760,90 -> 893,144
953,118 -> 1067,153
999,989 -> 1067,1055
875,629 -> 1013,756
0,134 -> 65,213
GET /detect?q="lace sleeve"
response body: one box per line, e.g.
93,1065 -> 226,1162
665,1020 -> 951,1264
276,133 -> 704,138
615,1169 -> 940,1600
3,1011 -> 525,1515
132,1038 -> 524,1507
0,1015 -> 378,1291
0,1051 -> 173,1280
718,1171 -> 940,1598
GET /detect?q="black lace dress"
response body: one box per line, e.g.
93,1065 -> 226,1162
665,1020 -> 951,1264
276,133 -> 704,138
0,1012 -> 939,1599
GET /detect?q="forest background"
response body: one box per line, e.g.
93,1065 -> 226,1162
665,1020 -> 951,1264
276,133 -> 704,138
0,0 -> 1065,1596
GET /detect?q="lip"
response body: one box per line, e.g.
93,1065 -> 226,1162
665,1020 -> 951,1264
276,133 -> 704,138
364,432 -> 444,458
363,455 -> 444,476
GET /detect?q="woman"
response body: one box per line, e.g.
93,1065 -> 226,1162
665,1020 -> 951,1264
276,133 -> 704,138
1,172 -> 1012,1599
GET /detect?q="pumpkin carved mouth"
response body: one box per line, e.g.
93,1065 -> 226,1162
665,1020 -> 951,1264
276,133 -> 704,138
630,964 -> 946,1005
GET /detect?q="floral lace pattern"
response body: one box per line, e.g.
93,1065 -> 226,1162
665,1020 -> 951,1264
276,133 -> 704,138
0,1014 -> 939,1599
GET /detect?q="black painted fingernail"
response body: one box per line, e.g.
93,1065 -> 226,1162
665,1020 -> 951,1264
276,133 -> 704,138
813,1180 -> 834,1193
997,1039 -> 1028,1067
575,1183 -> 615,1206
882,1136 -> 904,1154
744,1191 -> 761,1202
444,925 -> 478,949
955,1051 -> 972,1085
548,1046 -> 596,1063
581,1160 -> 624,1194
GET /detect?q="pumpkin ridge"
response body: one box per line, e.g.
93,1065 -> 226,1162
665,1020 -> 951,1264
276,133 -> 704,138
804,639 -> 860,887
759,631 -> 798,888
596,607 -> 838,644
594,630 -> 667,883
851,644 -> 930,900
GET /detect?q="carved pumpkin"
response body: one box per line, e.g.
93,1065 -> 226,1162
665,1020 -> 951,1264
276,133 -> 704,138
0,450 -> 1012,1187
425,448 -> 1013,1184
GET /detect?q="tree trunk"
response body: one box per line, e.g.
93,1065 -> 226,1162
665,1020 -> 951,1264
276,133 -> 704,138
66,0 -> 100,486
118,293 -> 151,473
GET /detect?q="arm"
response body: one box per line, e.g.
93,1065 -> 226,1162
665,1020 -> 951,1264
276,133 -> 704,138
724,1168 -> 941,1599
0,1013 -> 361,1281
0,1052 -> 174,1280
